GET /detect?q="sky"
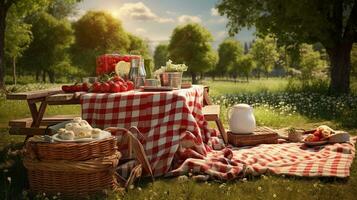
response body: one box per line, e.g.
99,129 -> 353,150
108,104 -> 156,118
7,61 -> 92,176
76,0 -> 255,50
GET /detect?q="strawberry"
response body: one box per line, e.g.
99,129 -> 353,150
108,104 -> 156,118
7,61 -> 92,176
100,82 -> 111,93
110,82 -> 121,93
82,83 -> 89,92
74,85 -> 82,92
126,81 -> 134,90
92,82 -> 101,93
112,75 -> 125,83
119,82 -> 127,92
62,85 -> 70,92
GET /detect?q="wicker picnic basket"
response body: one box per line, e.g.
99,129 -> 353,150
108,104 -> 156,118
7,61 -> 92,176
228,126 -> 279,147
23,137 -> 122,198
25,137 -> 117,161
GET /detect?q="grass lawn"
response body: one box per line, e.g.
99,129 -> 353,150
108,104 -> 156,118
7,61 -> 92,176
1,79 -> 357,199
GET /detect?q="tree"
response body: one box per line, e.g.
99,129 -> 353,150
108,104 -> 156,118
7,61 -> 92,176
153,44 -> 168,69
72,11 -> 130,75
127,33 -> 150,59
352,44 -> 357,77
20,12 -> 74,83
235,54 -> 256,81
168,23 -> 217,83
0,0 -> 48,89
217,0 -> 357,94
249,36 -> 278,78
216,38 -> 243,77
47,0 -> 80,19
5,8 -> 32,85
299,44 -> 324,79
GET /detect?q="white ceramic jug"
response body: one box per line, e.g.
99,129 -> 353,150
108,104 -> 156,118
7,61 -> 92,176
228,104 -> 256,134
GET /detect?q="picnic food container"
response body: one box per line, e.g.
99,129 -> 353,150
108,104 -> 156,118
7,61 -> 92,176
228,104 -> 256,134
228,126 -> 278,146
23,137 -> 121,198
96,54 -> 141,76
159,72 -> 183,88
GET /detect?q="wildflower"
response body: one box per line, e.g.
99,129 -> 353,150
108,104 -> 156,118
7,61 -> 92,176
242,178 -> 248,182
257,186 -> 262,191
273,194 -> 277,198
137,187 -> 142,191
129,185 -> 135,190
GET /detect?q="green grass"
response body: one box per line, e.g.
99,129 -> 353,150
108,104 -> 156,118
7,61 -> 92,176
202,78 -> 289,96
1,79 -> 357,199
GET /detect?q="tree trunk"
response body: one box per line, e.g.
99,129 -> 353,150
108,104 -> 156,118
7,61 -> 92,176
12,56 -> 16,85
36,70 -> 39,81
48,70 -> 55,83
0,6 -> 7,89
42,70 -> 46,82
326,41 -> 353,94
191,72 -> 197,84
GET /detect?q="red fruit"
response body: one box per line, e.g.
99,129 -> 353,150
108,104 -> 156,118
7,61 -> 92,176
100,82 -> 111,93
112,76 -> 125,83
126,81 -> 134,90
119,82 -> 127,91
311,135 -> 321,142
62,85 -> 70,92
313,130 -> 322,138
92,82 -> 101,93
110,82 -> 121,93
82,83 -> 89,92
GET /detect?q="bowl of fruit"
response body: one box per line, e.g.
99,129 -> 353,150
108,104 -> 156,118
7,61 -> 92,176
303,125 -> 335,146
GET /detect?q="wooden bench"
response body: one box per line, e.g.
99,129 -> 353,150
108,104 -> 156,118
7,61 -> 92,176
6,89 -> 82,138
202,86 -> 228,144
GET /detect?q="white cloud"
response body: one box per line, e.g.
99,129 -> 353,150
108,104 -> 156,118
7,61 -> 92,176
118,2 -> 174,23
211,8 -> 219,16
216,31 -> 227,41
166,10 -> 177,15
135,28 -> 147,35
177,15 -> 202,24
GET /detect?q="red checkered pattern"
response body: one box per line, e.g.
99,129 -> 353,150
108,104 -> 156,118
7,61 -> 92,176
81,86 -> 356,179
81,85 -> 218,176
168,137 -> 356,179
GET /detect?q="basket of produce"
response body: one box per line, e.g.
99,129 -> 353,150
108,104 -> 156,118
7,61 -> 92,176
23,117 -> 122,197
303,125 -> 350,146
26,118 -> 117,161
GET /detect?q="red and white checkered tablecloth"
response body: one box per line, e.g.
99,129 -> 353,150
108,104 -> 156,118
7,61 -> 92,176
167,138 -> 356,179
80,85 -> 219,176
81,86 -> 356,179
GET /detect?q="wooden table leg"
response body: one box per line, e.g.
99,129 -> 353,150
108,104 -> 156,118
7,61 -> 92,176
24,100 -> 48,141
32,102 -> 47,127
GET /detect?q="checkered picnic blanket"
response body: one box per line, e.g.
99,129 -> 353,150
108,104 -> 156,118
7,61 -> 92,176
80,85 -> 218,176
81,86 -> 356,179
167,138 -> 356,179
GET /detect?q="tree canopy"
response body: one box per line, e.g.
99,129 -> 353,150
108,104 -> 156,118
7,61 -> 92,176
216,38 -> 243,77
217,0 -> 357,94
168,23 -> 217,83
20,12 -> 74,83
71,11 -> 130,75
249,36 -> 278,78
153,44 -> 168,69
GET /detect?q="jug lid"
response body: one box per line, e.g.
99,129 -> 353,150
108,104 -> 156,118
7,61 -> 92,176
232,104 -> 252,109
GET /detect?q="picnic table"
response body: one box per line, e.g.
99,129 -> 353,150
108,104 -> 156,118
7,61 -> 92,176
6,89 -> 82,137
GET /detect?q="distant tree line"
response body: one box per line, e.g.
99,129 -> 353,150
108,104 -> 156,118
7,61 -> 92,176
0,0 -> 151,85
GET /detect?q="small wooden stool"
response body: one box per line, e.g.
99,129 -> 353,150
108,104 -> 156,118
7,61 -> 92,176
202,86 -> 228,144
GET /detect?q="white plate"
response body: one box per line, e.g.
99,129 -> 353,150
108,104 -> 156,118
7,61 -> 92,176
52,130 -> 111,143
